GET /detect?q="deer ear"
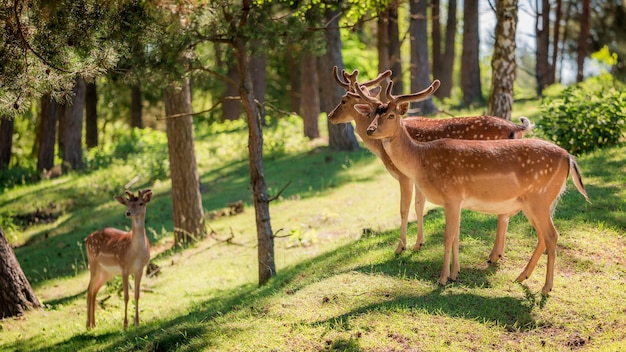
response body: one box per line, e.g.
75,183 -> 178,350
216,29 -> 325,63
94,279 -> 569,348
353,104 -> 372,116
368,86 -> 382,97
398,102 -> 409,115
114,195 -> 128,205
142,190 -> 153,203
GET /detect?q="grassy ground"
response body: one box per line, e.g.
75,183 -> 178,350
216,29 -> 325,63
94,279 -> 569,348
0,109 -> 625,351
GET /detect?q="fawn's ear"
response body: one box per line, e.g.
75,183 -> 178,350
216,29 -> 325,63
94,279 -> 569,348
114,195 -> 128,205
368,86 -> 382,97
353,104 -> 372,116
141,190 -> 153,203
398,102 -> 409,115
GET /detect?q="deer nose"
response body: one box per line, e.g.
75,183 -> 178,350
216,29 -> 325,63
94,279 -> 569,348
126,211 -> 131,217
366,127 -> 375,136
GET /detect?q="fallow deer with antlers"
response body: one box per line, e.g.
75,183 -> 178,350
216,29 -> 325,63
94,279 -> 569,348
85,189 -> 153,329
329,66 -> 534,262
354,80 -> 589,294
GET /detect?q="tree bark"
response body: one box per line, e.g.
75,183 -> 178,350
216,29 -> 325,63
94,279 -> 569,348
37,94 -> 57,172
0,116 -> 13,169
0,227 -> 42,318
388,2 -> 403,95
535,0 -> 551,95
85,81 -> 98,148
461,0 -> 483,105
164,79 -> 206,245
300,53 -> 320,139
222,58 -> 242,121
131,84 -> 144,129
409,0 -> 437,115
250,39 -> 267,125
319,7 -> 360,151
488,0 -> 518,120
576,0 -> 590,82
431,0 -> 442,81
286,44 -> 302,114
433,0 -> 456,98
62,76 -> 86,171
377,8 -> 391,72
233,37 -> 276,285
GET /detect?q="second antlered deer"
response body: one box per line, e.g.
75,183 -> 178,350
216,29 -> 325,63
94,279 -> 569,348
354,80 -> 589,294
328,66 -> 534,262
85,189 -> 153,329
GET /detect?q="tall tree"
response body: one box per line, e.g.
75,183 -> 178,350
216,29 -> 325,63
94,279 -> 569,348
85,81 -> 98,148
461,0 -> 483,105
535,0 -> 552,95
377,1 -> 403,94
0,227 -> 41,318
432,0 -> 457,98
164,80 -> 206,245
61,76 -> 86,171
319,7 -> 360,151
36,94 -> 58,172
300,53 -> 320,139
0,116 -> 13,169
409,0 -> 437,115
221,59 -> 242,121
576,0 -> 591,82
488,0 -> 518,120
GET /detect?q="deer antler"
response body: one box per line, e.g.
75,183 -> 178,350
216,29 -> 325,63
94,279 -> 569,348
382,80 -> 441,107
332,66 -> 350,90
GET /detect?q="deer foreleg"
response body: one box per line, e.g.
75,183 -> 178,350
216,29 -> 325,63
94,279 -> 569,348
395,175 -> 413,255
122,274 -> 130,329
413,184 -> 426,251
440,204 -> 461,285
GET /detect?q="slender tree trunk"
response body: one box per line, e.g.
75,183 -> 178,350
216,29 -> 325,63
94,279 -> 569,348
0,227 -> 42,318
62,76 -> 86,171
576,0 -> 590,82
488,0 -> 518,120
222,58 -> 242,121
431,0 -> 442,82
250,39 -> 267,125
409,0 -> 437,115
551,0 -> 562,84
319,7 -> 359,151
388,2 -> 403,95
286,44 -> 302,114
85,81 -> 98,148
37,94 -> 57,172
536,0 -> 551,95
377,8 -> 391,72
438,0 -> 457,98
461,0 -> 483,105
300,53 -> 320,139
131,84 -> 143,129
164,79 -> 206,245
0,116 -> 13,169
233,37 -> 276,285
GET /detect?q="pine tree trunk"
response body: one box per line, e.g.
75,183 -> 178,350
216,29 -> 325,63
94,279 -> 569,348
62,76 -> 86,171
233,38 -> 276,285
0,116 -> 13,169
250,39 -> 267,125
85,81 -> 98,148
319,7 -> 359,151
164,79 -> 206,245
438,0 -> 457,98
377,8 -> 390,72
461,0 -> 483,105
37,94 -> 57,172
388,2 -> 403,95
488,0 -> 518,120
300,53 -> 320,139
409,0 -> 437,115
0,227 -> 42,318
286,44 -> 302,114
431,0 -> 442,82
131,84 -> 144,128
536,0 -> 551,95
222,58 -> 242,121
576,0 -> 590,82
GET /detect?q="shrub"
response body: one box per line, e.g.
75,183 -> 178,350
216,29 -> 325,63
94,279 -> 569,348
539,75 -> 626,155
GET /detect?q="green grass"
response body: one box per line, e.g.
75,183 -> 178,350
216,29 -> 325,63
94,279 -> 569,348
1,106 -> 625,351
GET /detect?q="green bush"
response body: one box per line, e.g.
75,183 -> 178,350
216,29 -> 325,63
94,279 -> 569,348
539,75 -> 626,155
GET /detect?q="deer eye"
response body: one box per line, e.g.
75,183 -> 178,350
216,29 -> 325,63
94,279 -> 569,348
139,202 -> 144,206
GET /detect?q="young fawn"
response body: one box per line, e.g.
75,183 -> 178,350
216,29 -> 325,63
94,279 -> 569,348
354,80 -> 589,294
85,189 -> 153,329
328,66 -> 534,261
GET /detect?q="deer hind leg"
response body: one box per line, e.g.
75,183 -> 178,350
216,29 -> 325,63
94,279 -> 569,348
86,267 -> 112,330
488,212 -> 518,264
412,184 -> 426,251
516,205 -> 559,294
395,176 -> 413,255
439,203 -> 462,285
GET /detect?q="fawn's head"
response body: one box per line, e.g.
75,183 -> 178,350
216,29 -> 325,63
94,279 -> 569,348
114,189 -> 153,218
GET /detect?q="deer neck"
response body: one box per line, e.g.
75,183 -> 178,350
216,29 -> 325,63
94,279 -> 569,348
352,112 -> 402,179
130,216 -> 149,248
381,121 -> 424,180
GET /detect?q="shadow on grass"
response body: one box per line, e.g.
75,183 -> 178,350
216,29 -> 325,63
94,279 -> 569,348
11,214 -> 546,352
